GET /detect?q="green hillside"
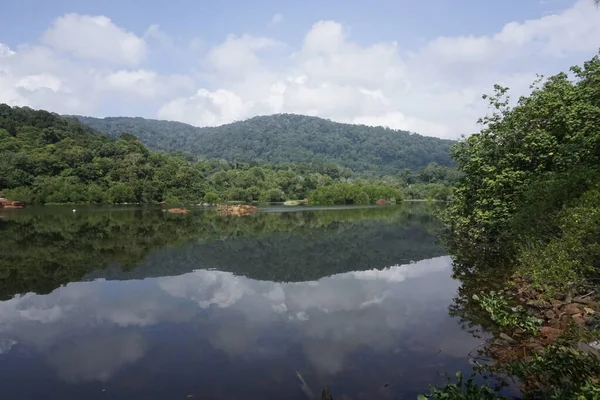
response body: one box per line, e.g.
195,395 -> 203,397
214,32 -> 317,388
74,113 -> 456,175
0,104 -> 418,204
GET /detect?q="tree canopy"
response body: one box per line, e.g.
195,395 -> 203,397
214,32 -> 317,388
0,104 -> 455,204
444,52 -> 600,282
74,113 -> 456,176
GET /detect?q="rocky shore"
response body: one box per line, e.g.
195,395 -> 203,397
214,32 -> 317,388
487,275 -> 599,363
0,198 -> 25,209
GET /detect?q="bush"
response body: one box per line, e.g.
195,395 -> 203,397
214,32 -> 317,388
1,186 -> 35,204
308,184 -> 370,205
204,192 -> 220,205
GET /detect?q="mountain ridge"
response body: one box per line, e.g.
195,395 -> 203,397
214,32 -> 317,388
73,113 -> 456,175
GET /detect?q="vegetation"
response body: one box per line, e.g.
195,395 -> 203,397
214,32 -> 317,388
472,291 -> 541,334
0,104 -> 458,205
443,53 -> 600,285
436,53 -> 600,398
74,113 -> 456,176
419,372 -> 504,400
307,183 -> 401,205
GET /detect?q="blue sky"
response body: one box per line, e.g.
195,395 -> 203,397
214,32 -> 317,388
0,0 -> 598,138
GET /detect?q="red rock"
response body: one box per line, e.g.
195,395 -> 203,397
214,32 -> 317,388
375,199 -> 388,205
563,303 -> 582,315
540,326 -> 562,338
166,208 -> 190,214
217,205 -> 258,217
0,198 -> 24,209
572,314 -> 586,325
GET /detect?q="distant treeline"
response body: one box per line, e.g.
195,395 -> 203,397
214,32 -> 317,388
0,104 -> 459,205
74,113 -> 456,176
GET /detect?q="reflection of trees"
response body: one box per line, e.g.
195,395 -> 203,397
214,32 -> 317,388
447,263 -> 513,337
0,204 -> 444,299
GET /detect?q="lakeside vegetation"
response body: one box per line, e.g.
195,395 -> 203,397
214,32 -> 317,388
0,104 -> 457,205
427,53 -> 600,398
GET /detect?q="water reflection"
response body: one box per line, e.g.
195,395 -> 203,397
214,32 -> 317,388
0,205 -> 443,298
0,258 -> 482,399
0,205 -> 482,399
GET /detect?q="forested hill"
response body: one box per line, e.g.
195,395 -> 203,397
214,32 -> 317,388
74,114 -> 456,175
3,104 -> 444,205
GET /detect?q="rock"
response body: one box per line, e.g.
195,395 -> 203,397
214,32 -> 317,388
165,208 -> 190,214
547,318 -> 561,329
499,333 -> 517,344
519,297 -> 527,303
584,307 -> 595,315
544,310 -> 556,320
0,198 -> 25,209
525,342 -> 544,353
577,342 -> 600,358
573,297 -> 597,307
563,303 -> 582,315
375,199 -> 388,205
540,326 -> 562,338
528,299 -> 551,309
572,314 -> 586,325
555,293 -> 566,301
217,204 -> 258,217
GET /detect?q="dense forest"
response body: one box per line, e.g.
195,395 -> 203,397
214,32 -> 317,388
425,53 -> 600,399
74,113 -> 456,175
0,104 -> 457,205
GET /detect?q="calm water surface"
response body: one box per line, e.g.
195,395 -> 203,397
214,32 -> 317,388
0,205 -> 484,399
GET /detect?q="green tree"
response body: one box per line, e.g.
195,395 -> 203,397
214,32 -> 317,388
204,192 -> 220,205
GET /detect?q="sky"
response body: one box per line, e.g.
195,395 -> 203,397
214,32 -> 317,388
0,0 -> 599,139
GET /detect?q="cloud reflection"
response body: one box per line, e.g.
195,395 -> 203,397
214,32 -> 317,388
0,256 -> 459,382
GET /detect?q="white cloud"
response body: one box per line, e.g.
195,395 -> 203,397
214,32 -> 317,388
16,73 -> 63,92
161,1 -> 600,138
2,1 -> 600,138
204,34 -> 282,74
47,333 -> 147,383
0,257 -> 458,379
42,14 -> 147,66
105,69 -> 193,98
158,88 -> 250,126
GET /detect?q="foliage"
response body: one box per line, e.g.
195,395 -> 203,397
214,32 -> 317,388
307,183 -> 402,205
503,345 -> 600,399
74,113 -> 456,176
517,185 -> 600,294
0,104 -> 457,204
441,53 -> 600,400
203,192 -> 220,204
443,54 -> 600,262
418,372 -> 506,400
0,105 -> 355,204
472,291 -> 542,334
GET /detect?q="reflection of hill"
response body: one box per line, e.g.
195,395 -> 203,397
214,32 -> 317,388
98,219 -> 443,283
0,204 -> 444,299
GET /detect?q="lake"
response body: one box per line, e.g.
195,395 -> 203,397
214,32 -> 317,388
0,204 -> 484,399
